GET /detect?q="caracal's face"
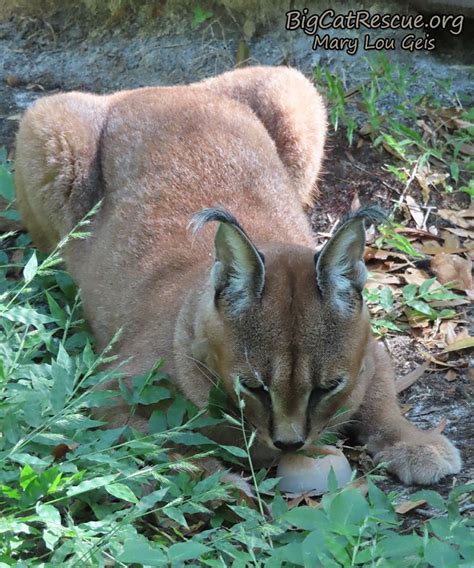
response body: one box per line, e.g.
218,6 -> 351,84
199,247 -> 371,452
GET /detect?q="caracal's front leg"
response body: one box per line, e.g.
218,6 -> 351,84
353,342 -> 462,485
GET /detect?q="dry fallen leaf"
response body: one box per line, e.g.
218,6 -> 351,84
419,350 -> 463,367
430,297 -> 470,308
441,321 -> 458,345
425,172 -> 449,187
416,118 -> 435,137
366,272 -> 401,289
395,499 -> 427,514
444,336 -> 474,352
52,444 -> 71,460
415,170 -> 431,203
288,494 -> 321,508
395,227 -> 441,240
365,224 -> 376,245
359,122 -> 374,137
405,311 -> 431,328
441,231 -> 462,250
452,117 -> 474,130
403,267 -> 430,286
431,253 -> 473,291
383,141 -> 405,159
304,496 -> 321,508
437,207 -> 474,230
364,247 -> 413,263
384,261 -> 413,274
287,494 -> 306,509
445,369 -> 458,382
446,326 -> 469,346
235,39 -> 250,68
52,443 -> 78,461
395,361 -> 430,393
444,227 -> 473,239
420,239 -> 466,255
405,195 -> 425,229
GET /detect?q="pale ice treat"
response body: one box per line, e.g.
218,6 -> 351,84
277,448 -> 352,494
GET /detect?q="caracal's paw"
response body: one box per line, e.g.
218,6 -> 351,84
374,435 -> 462,485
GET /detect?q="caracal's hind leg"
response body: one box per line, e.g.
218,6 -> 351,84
15,92 -> 110,251
200,66 -> 327,207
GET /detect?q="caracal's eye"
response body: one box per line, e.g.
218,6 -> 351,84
239,377 -> 268,394
310,376 -> 347,404
327,375 -> 347,392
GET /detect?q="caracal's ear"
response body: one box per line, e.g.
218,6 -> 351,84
190,207 -> 265,315
316,207 -> 386,312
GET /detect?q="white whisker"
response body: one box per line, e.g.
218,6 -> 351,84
243,345 -> 267,391
290,423 -> 305,442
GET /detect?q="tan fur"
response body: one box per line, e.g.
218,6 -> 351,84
15,66 -> 461,484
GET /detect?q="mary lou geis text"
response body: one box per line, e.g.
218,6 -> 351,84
285,9 -> 465,55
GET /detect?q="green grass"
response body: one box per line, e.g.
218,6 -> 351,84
315,54 -> 473,194
1,151 -> 473,566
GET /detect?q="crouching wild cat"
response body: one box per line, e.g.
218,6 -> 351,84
15,66 -> 461,485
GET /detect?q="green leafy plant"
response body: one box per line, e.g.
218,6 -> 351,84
459,178 -> 474,198
192,5 -> 213,28
365,278 -> 461,336
314,55 -> 472,194
314,66 -> 357,144
375,223 -> 425,258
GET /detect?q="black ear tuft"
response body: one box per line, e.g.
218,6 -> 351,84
190,207 -> 265,315
189,207 -> 244,235
338,206 -> 388,228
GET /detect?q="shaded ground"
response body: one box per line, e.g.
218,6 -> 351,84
0,2 -> 472,516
